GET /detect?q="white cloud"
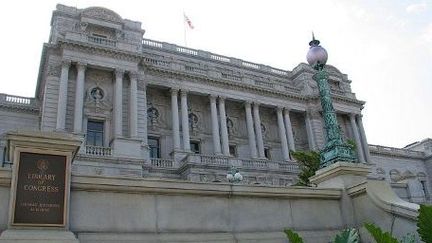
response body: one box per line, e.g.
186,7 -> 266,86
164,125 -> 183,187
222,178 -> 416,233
406,2 -> 428,14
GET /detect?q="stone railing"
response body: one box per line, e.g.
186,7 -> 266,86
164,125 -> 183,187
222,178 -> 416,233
150,158 -> 174,168
0,93 -> 38,110
183,154 -> 299,173
200,154 -> 229,166
87,35 -> 117,47
241,159 -> 270,169
369,144 -> 424,158
85,145 -> 112,156
279,161 -> 300,172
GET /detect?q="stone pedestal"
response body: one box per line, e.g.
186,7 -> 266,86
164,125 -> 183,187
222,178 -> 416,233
0,229 -> 78,243
310,161 -> 371,189
310,161 -> 371,228
0,131 -> 82,243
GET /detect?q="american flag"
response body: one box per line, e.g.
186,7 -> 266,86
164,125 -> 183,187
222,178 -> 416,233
184,13 -> 194,29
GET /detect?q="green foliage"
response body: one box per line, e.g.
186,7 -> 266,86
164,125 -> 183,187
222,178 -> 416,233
283,229 -> 304,243
334,228 -> 359,243
364,223 -> 398,243
291,150 -> 320,186
417,204 -> 432,243
399,233 -> 416,243
346,139 -> 357,151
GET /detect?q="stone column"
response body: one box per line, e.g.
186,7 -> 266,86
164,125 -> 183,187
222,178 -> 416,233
209,95 -> 221,154
56,60 -> 71,130
73,62 -> 86,133
305,111 -> 316,150
277,107 -> 290,161
253,103 -> 265,158
180,90 -> 191,151
171,89 -> 181,150
129,72 -> 138,138
350,114 -> 365,163
284,108 -> 296,152
357,115 -> 371,163
142,82 -> 148,145
113,69 -> 124,137
219,97 -> 230,155
245,101 -> 258,158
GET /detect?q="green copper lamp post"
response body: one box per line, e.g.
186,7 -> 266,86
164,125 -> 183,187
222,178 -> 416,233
306,35 -> 357,168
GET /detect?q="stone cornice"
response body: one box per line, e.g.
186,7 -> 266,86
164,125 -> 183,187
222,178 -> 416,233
146,66 -> 308,103
369,144 -> 425,159
0,104 -> 40,113
146,66 -> 365,107
71,174 -> 342,199
75,154 -> 145,165
58,40 -> 141,63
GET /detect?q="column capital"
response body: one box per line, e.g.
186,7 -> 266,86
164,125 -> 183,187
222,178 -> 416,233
129,71 -> 138,80
209,94 -> 218,101
276,106 -> 284,113
76,62 -> 87,71
115,69 -> 124,78
170,88 -> 179,95
253,102 -> 260,107
284,107 -> 292,112
218,96 -> 226,101
180,89 -> 189,96
243,100 -> 252,108
61,60 -> 71,68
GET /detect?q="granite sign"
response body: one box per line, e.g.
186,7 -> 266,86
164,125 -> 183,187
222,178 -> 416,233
12,152 -> 67,226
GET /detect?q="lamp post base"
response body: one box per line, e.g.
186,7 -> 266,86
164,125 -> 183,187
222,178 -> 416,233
320,143 -> 357,168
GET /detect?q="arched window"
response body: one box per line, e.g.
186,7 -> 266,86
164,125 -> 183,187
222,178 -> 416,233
226,117 -> 234,136
189,113 -> 198,131
147,106 -> 159,127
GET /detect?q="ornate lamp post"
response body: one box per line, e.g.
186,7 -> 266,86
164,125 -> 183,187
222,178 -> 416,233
226,167 -> 243,183
306,34 -> 357,168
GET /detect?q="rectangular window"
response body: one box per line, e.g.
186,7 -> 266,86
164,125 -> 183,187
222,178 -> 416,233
229,145 -> 237,157
86,120 -> 104,146
421,181 -> 429,199
92,33 -> 108,39
264,147 -> 271,159
148,137 -> 160,158
190,141 -> 200,154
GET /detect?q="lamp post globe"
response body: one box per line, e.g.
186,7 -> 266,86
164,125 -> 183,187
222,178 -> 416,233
306,35 -> 328,70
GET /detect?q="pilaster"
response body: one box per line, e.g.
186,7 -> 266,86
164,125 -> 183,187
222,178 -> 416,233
113,69 -> 124,138
350,114 -> 365,163
73,62 -> 86,133
180,90 -> 190,151
219,96 -> 229,156
171,88 -> 181,151
129,72 -> 138,138
277,107 -> 290,161
244,101 -> 257,158
253,103 -> 265,158
209,95 -> 221,155
284,108 -> 296,152
56,60 -> 71,131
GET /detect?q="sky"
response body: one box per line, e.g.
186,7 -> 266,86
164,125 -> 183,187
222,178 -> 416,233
0,0 -> 431,148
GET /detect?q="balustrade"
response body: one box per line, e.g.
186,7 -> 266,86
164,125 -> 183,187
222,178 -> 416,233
87,35 -> 116,47
151,158 -> 174,168
85,145 -> 112,156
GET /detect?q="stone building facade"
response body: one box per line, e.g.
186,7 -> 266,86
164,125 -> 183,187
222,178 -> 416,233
0,4 -> 430,204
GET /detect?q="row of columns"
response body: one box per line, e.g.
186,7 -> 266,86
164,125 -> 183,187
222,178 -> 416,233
350,114 -> 371,163
55,61 -> 140,142
55,61 -> 371,162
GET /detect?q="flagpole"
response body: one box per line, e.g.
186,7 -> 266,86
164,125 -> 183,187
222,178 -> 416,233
183,12 -> 187,46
